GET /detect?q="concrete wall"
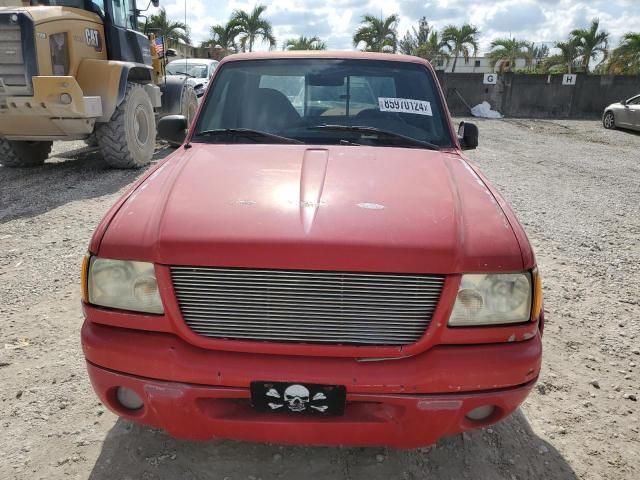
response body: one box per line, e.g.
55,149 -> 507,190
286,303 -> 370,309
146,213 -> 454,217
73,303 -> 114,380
437,73 -> 640,118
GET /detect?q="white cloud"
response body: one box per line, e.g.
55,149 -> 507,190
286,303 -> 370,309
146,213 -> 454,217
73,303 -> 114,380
153,0 -> 640,52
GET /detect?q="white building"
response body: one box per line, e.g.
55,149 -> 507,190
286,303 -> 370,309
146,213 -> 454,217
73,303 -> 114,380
436,56 -> 530,73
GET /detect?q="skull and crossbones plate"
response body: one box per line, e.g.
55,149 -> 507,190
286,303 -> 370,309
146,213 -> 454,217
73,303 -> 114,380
250,381 -> 347,416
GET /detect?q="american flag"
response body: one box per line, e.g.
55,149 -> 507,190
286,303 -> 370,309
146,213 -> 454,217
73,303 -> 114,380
154,36 -> 164,57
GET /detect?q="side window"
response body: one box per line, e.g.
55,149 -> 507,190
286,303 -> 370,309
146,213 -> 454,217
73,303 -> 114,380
259,75 -> 304,114
630,96 -> 640,105
91,0 -> 105,16
111,0 -> 136,29
259,75 -> 304,99
350,77 -> 376,105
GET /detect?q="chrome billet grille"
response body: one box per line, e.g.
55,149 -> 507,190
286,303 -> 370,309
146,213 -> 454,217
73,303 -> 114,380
171,267 -> 445,346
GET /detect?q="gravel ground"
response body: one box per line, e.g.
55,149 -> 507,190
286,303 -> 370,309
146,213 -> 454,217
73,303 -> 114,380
0,119 -> 638,480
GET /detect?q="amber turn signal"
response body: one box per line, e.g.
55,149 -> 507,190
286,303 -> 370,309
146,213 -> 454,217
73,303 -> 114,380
531,267 -> 543,321
80,254 -> 90,303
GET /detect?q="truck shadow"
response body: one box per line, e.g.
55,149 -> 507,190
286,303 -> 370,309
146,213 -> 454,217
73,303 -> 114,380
0,143 -> 174,224
88,409 -> 578,480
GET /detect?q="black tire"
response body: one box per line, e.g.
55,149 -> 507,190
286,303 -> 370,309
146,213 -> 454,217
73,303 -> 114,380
96,83 -> 156,169
84,133 -> 99,147
603,111 -> 616,129
0,139 -> 52,167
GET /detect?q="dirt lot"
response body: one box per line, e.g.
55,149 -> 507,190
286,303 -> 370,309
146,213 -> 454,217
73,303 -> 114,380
1,119 -> 638,480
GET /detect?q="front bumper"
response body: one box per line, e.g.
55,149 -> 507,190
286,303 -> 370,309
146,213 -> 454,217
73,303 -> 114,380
87,362 -> 535,448
0,76 -> 102,139
82,321 -> 541,448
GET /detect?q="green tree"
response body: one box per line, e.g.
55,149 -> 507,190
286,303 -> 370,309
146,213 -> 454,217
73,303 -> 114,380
398,17 -> 430,55
203,21 -> 240,53
284,36 -> 327,50
606,32 -> 640,74
147,7 -> 190,46
527,42 -> 550,71
442,24 -> 480,72
415,32 -> 450,67
353,14 -> 400,53
544,40 -> 581,74
487,38 -> 531,72
230,4 -> 276,52
570,18 -> 609,71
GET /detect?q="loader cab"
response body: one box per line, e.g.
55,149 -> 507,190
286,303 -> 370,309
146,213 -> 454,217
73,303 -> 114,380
30,0 -> 154,66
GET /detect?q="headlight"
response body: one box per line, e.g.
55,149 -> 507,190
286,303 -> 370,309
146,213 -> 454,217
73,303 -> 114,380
87,257 -> 164,314
448,273 -> 532,326
49,32 -> 70,76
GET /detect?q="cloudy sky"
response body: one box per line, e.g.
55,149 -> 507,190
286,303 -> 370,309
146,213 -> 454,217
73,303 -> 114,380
154,0 -> 640,53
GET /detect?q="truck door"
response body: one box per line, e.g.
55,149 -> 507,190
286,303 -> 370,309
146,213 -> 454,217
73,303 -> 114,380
103,0 -> 152,65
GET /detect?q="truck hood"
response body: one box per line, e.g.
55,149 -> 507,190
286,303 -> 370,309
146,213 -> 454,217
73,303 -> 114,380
98,144 -> 524,273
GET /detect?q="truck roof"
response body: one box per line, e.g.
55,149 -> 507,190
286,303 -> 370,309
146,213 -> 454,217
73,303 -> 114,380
220,51 -> 433,68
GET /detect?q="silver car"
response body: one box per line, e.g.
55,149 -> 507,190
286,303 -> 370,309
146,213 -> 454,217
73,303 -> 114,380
603,94 -> 640,131
166,59 -> 219,97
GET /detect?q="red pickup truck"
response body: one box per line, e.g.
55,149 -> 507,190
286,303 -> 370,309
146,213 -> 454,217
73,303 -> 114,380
81,51 -> 543,448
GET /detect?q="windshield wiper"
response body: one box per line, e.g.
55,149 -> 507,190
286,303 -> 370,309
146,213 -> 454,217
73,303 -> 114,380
193,128 -> 302,144
307,125 -> 441,151
173,71 -> 194,78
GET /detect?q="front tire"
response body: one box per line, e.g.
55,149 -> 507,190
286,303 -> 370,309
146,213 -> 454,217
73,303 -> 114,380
0,139 -> 52,167
96,83 -> 156,169
603,111 -> 616,129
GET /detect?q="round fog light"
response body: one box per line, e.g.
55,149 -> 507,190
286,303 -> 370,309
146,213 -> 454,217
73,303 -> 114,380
59,93 -> 72,105
466,405 -> 495,421
116,386 -> 144,410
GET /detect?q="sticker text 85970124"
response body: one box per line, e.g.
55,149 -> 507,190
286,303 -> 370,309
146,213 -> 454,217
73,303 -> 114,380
378,98 -> 432,116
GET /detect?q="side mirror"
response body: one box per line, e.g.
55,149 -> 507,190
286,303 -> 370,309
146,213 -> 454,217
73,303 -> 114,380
166,48 -> 177,58
621,99 -> 627,106
158,115 -> 188,146
458,121 -> 479,150
151,0 -> 160,7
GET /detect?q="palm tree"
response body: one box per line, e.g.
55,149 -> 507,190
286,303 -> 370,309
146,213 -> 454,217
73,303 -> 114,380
527,42 -> 550,71
147,7 -> 190,46
544,40 -> 581,74
570,18 -> 609,71
353,14 -> 399,53
487,38 -> 531,72
284,36 -> 326,50
415,32 -> 450,67
442,24 -> 480,72
204,21 -> 240,53
606,32 -> 640,74
229,4 -> 276,52
398,17 -> 430,55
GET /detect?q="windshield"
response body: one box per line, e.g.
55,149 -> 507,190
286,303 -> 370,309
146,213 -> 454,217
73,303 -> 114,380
30,0 -> 85,6
194,59 -> 453,148
166,63 -> 209,78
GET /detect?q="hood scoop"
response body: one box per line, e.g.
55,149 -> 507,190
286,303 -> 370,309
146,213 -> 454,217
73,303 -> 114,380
299,149 -> 329,234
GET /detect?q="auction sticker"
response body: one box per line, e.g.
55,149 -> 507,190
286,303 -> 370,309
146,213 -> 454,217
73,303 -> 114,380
378,98 -> 432,116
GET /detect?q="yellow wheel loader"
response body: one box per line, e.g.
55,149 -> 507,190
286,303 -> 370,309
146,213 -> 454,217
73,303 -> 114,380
0,0 -> 197,168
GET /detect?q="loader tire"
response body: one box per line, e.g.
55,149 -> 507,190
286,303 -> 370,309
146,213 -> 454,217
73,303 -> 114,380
84,133 -> 99,147
164,84 -> 198,148
0,139 -> 52,167
181,84 -> 198,126
96,83 -> 156,169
